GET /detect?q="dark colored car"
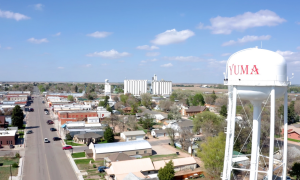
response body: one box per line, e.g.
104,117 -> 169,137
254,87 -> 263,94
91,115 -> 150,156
47,120 -> 54,124
26,130 -> 33,134
53,137 -> 61,141
98,166 -> 107,172
10,145 -> 14,149
62,146 -> 73,150
29,108 -> 34,112
44,108 -> 48,111
50,128 -> 56,131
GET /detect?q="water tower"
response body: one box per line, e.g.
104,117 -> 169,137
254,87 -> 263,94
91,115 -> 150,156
222,48 -> 289,180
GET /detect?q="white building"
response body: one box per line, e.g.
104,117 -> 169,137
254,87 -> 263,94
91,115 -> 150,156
97,107 -> 111,118
151,74 -> 172,95
104,79 -> 111,97
124,79 -> 147,96
120,130 -> 146,141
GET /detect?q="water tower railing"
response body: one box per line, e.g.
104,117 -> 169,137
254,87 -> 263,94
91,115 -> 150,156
224,80 -> 289,86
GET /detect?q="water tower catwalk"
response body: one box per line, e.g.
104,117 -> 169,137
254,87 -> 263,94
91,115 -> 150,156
222,48 -> 289,180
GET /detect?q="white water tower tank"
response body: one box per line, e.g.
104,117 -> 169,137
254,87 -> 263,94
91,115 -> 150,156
225,47 -> 288,100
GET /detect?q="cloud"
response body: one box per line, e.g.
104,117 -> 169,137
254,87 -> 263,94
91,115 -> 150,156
296,22 -> 300,25
199,10 -> 285,34
86,49 -> 130,59
151,29 -> 195,45
87,31 -> 112,38
141,60 -> 147,63
146,52 -> 160,57
221,53 -> 231,56
136,45 -> 159,50
34,4 -> 44,11
53,32 -> 61,36
207,59 -> 227,68
0,9 -> 30,21
58,67 -> 64,69
150,58 -> 158,62
140,58 -> 158,64
85,64 -> 92,67
161,63 -> 173,67
297,47 -> 300,50
164,56 -> 203,62
222,35 -> 271,46
5,47 -> 12,50
276,50 -> 300,62
27,38 -> 48,44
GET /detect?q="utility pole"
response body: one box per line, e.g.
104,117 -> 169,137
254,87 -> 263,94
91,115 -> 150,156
10,164 -> 12,180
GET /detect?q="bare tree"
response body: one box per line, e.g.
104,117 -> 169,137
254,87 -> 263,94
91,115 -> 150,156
204,95 -> 214,105
127,115 -> 138,131
114,102 -> 122,110
168,104 -> 182,120
118,116 -> 128,132
159,100 -> 173,112
214,96 -> 228,107
141,93 -> 152,109
103,114 -> 119,133
113,96 -> 119,103
295,100 -> 300,115
166,128 -> 176,146
178,127 -> 194,151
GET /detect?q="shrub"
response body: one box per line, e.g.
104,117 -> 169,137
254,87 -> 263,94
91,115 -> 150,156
93,164 -> 96,168
15,153 -> 20,158
66,133 -> 73,140
12,163 -> 18,168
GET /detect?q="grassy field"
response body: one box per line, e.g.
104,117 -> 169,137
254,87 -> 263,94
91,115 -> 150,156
75,159 -> 105,180
71,152 -> 86,158
0,157 -> 20,166
74,159 -> 94,164
96,140 -> 107,144
0,157 -> 20,180
64,140 -> 85,146
288,138 -> 300,143
143,154 -> 179,161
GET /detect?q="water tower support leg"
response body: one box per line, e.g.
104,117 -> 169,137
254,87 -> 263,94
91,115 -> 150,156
249,100 -> 262,180
268,87 -> 275,179
282,91 -> 288,179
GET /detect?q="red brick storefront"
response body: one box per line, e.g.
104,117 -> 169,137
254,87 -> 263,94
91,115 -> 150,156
58,111 -> 98,124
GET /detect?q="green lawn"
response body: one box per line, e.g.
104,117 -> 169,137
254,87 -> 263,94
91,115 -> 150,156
96,140 -> 107,144
64,140 -> 85,146
0,167 -> 18,180
0,157 -> 19,166
288,138 -> 300,143
77,160 -> 105,180
75,159 -> 95,164
72,152 -> 86,158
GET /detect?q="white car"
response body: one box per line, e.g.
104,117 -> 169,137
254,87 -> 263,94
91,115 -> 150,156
44,138 -> 49,143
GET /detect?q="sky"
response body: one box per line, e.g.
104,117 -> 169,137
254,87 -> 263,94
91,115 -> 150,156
0,1 -> 300,83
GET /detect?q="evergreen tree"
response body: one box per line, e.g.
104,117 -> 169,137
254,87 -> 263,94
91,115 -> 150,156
290,162 -> 300,180
104,96 -> 109,107
220,105 -> 227,118
106,104 -> 112,113
186,98 -> 190,106
191,94 -> 205,106
12,105 -> 24,128
278,101 -> 296,124
104,126 -> 115,142
158,160 -> 175,180
75,85 -> 78,93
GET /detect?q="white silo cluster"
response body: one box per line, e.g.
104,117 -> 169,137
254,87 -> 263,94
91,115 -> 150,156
151,74 -> 172,95
104,79 -> 111,98
222,48 -> 289,180
123,79 -> 147,96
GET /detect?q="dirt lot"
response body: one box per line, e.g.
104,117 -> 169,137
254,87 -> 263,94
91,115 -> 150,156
172,87 -> 228,93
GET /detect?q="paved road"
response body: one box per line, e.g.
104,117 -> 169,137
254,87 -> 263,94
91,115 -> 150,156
22,87 -> 77,180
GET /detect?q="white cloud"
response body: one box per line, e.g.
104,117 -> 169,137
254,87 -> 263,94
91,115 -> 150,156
297,47 -> 300,50
34,4 -> 44,11
164,56 -> 203,62
150,58 -> 158,62
276,50 -> 300,62
101,63 -> 108,66
53,32 -> 61,36
146,52 -> 160,57
87,31 -> 112,38
27,38 -> 48,44
85,64 -> 92,67
161,63 -> 173,67
221,53 -> 231,56
86,49 -> 130,59
222,35 -> 271,46
199,10 -> 285,34
141,60 -> 147,63
58,67 -> 64,69
151,29 -> 195,45
296,22 -> 300,25
136,45 -> 159,50
5,47 -> 12,50
0,9 -> 30,21
207,59 -> 227,68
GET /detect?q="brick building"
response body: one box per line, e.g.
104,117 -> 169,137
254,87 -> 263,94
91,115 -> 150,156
181,106 -> 206,116
0,116 -> 8,128
58,111 -> 98,124
287,129 -> 300,141
0,130 -> 17,145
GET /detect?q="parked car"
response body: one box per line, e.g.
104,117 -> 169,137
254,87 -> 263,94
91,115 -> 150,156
98,166 -> 107,172
50,128 -> 56,132
47,120 -> 54,124
29,108 -> 34,112
44,109 -> 48,111
45,111 -> 49,115
62,146 -> 73,150
26,130 -> 33,134
53,137 -> 61,141
44,138 -> 49,143
10,145 -> 14,149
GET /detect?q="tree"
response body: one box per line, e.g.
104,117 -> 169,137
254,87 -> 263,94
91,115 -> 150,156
127,115 -> 138,131
141,114 -> 154,129
106,104 -> 112,113
197,132 -> 226,178
113,96 -> 119,102
158,160 -> 175,180
290,162 -> 300,180
166,128 -> 176,146
220,105 -> 227,118
178,127 -> 194,150
67,95 -> 74,102
104,126 -> 115,142
120,94 -> 129,105
186,98 -> 190,106
74,85 -> 78,93
99,96 -> 109,107
168,104 -> 181,120
159,100 -> 173,112
141,93 -> 152,109
278,101 -> 296,124
12,105 -> 24,128
193,111 -> 224,137
191,94 -> 205,106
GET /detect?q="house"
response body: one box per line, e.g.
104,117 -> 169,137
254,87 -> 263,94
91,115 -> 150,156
0,130 -> 17,145
287,129 -> 300,140
105,158 -> 156,180
87,140 -> 152,160
153,157 -> 197,172
151,129 -> 167,138
63,121 -> 105,137
105,153 -> 133,163
73,132 -> 102,144
0,116 -> 8,128
122,107 -> 132,113
97,107 -> 111,119
232,151 -> 250,168
152,114 -> 165,123
162,119 -> 195,136
120,131 -> 146,141
181,106 -> 206,116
